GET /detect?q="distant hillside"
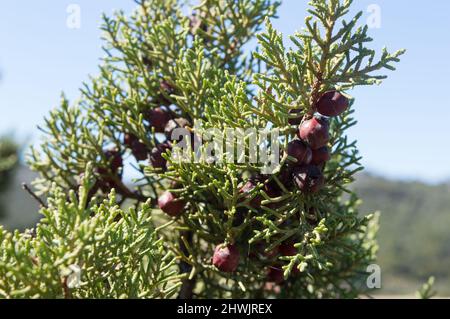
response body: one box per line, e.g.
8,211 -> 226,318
1,168 -> 449,295
354,173 -> 450,295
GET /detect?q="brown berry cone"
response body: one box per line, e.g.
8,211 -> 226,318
316,90 -> 349,117
212,244 -> 240,273
292,165 -> 325,194
158,191 -> 185,217
298,115 -> 329,150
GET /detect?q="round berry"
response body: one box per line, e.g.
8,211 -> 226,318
158,191 -> 185,217
287,140 -> 312,165
311,147 -> 330,165
298,115 -> 329,149
267,266 -> 284,284
103,148 -> 123,172
150,142 -> 171,170
292,165 -> 325,194
316,90 -> 349,117
124,133 -> 148,161
131,142 -> 148,161
212,244 -> 240,273
146,107 -> 172,133
264,179 -> 282,198
288,109 -> 302,125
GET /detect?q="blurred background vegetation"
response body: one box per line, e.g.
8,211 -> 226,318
0,138 -> 39,230
0,138 -> 20,218
0,137 -> 448,296
355,174 -> 450,295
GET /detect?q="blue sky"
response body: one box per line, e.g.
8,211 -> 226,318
1,1 -> 449,182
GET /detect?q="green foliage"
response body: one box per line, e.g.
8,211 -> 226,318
4,0 -> 405,298
416,276 -> 436,299
0,166 -> 180,298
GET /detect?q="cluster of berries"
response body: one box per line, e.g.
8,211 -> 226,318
211,241 -> 298,284
286,91 -> 348,194
235,90 -> 349,209
96,89 -> 349,282
210,90 -> 349,279
93,81 -> 191,201
126,106 -> 173,170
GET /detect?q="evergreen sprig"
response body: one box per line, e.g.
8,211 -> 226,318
8,0 -> 406,298
0,165 -> 180,298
